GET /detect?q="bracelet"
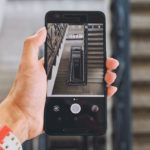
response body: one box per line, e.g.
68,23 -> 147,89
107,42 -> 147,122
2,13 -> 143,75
0,125 -> 22,150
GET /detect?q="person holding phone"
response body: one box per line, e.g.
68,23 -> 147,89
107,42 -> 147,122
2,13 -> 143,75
0,27 -> 119,147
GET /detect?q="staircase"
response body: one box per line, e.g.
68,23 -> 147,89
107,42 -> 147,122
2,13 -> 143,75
87,24 -> 104,86
131,0 -> 150,149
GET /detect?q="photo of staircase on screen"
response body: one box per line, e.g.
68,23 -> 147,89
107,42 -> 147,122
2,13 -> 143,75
46,23 -> 105,97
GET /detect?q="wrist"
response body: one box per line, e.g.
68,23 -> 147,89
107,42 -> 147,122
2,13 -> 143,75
0,98 -> 28,143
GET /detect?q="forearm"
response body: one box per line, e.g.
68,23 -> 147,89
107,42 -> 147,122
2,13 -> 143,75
0,98 -> 28,143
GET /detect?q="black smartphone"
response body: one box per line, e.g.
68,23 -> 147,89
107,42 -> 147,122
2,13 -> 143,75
44,11 -> 107,136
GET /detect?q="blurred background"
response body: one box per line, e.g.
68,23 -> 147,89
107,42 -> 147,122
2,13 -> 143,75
0,0 -> 150,150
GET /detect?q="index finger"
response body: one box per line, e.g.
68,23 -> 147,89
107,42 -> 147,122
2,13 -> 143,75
106,57 -> 119,70
22,27 -> 47,65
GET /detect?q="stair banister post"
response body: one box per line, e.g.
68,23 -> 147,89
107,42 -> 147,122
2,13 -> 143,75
112,0 -> 132,150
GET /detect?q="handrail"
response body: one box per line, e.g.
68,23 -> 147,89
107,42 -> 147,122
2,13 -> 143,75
112,0 -> 132,150
47,24 -> 67,79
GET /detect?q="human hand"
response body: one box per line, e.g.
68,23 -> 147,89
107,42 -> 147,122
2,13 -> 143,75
0,27 -> 119,144
0,27 -> 47,143
105,58 -> 119,97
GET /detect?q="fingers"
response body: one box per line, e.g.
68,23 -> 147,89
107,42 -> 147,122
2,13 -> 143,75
106,57 -> 119,70
107,86 -> 117,98
105,71 -> 116,85
22,27 -> 47,65
106,57 -> 119,98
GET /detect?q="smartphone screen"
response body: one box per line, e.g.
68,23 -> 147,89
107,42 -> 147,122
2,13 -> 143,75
45,11 -> 106,136
46,23 -> 105,97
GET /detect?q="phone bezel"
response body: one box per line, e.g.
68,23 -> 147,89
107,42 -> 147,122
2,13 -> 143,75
44,11 -> 107,136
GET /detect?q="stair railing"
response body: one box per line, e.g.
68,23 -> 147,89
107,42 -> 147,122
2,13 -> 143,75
46,24 -> 67,79
111,0 -> 132,150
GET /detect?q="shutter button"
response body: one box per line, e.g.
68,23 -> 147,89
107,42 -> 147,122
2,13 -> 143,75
70,103 -> 81,114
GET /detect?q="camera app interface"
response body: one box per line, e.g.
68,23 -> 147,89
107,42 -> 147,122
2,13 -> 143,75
46,23 -> 104,97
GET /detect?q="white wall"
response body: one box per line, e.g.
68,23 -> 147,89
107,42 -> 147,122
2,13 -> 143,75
0,0 -> 6,31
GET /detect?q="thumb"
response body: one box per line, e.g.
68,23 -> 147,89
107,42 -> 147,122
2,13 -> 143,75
22,27 -> 47,65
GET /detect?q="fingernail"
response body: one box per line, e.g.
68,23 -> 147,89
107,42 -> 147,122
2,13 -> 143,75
115,60 -> 119,68
110,72 -> 117,84
111,58 -> 119,69
111,58 -> 119,65
112,72 -> 117,79
114,86 -> 118,92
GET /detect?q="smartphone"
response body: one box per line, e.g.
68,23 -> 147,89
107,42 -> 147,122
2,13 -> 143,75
44,11 -> 107,136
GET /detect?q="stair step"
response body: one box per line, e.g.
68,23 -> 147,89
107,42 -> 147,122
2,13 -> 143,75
88,24 -> 103,28
88,54 -> 104,57
132,61 -> 150,83
88,42 -> 103,46
88,78 -> 103,83
88,60 -> 104,64
88,75 -> 104,79
88,64 -> 103,68
88,47 -> 104,55
88,28 -> 103,32
131,13 -> 150,35
133,135 -> 150,150
131,37 -> 150,59
133,110 -> 150,149
88,68 -> 104,72
88,37 -> 103,40
88,71 -> 104,75
132,85 -> 150,109
129,0 -> 150,149
133,110 -> 150,134
88,53 -> 103,56
88,47 -> 103,49
88,55 -> 104,59
88,31 -> 103,35
131,0 -> 150,9
88,39 -> 103,42
88,33 -> 103,38
88,47 -> 104,50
